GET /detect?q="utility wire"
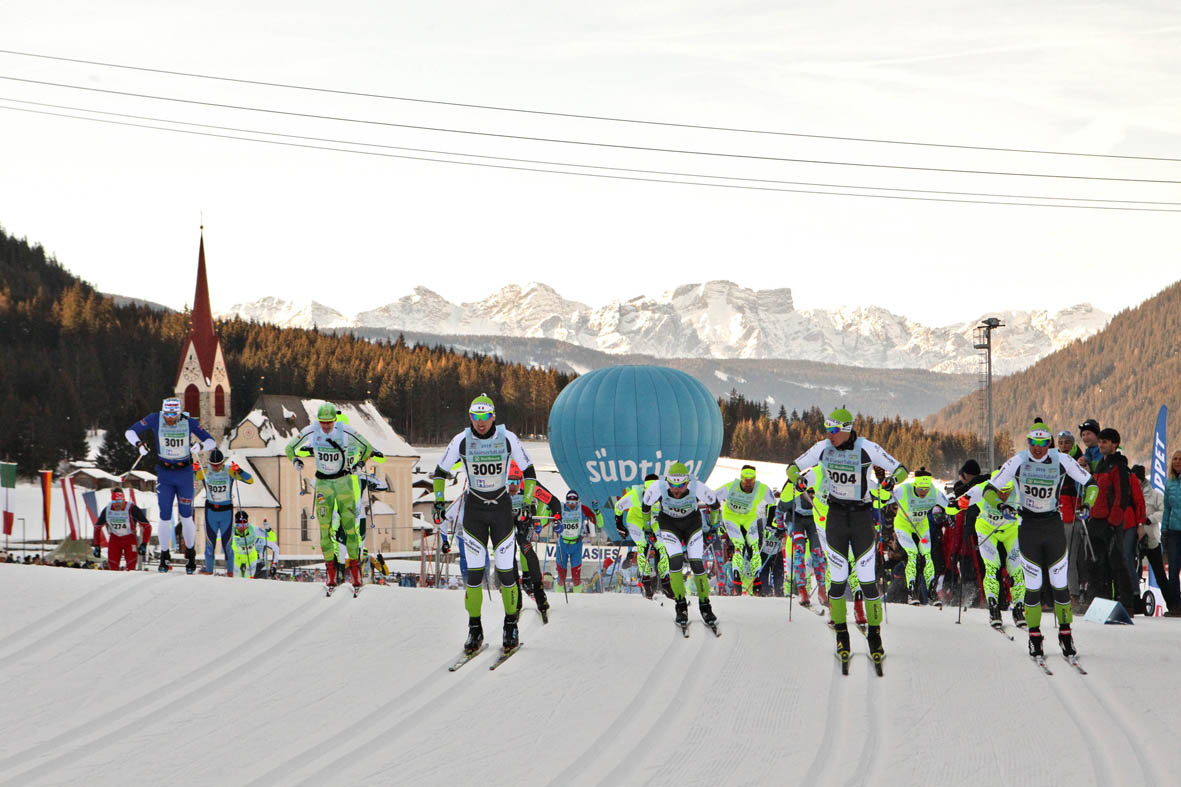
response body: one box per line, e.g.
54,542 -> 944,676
3,73 -> 1180,186
5,95 -> 1177,207
2,46 -> 1179,164
4,102 -> 1180,213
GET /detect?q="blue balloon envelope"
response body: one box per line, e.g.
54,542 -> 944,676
548,366 -> 723,541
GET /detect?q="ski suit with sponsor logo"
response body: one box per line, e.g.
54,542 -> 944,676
643,478 -> 720,602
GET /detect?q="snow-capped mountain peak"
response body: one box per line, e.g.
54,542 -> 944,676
217,284 -> 1109,374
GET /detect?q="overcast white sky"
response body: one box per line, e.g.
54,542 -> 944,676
2,1 -> 1179,326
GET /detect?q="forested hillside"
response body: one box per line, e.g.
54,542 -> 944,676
0,227 -> 571,474
927,280 -> 1181,462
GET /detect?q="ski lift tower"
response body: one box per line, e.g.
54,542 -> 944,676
973,317 -> 1004,470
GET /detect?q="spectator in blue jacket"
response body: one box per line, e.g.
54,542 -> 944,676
1078,419 -> 1103,472
1162,450 -> 1181,606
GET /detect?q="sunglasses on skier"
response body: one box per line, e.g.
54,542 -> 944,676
824,418 -> 852,434
470,412 -> 493,422
1028,437 -> 1052,448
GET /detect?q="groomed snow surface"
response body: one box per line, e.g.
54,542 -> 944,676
0,565 -> 1177,786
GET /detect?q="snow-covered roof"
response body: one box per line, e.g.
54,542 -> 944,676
192,456 -> 280,509
229,395 -> 417,459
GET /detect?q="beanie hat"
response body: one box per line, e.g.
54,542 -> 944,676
959,459 -> 981,477
1098,427 -> 1121,445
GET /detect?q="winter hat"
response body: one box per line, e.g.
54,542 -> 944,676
1078,418 -> 1101,437
1131,464 -> 1147,482
959,459 -> 981,477
825,407 -> 854,432
1098,427 -> 1121,446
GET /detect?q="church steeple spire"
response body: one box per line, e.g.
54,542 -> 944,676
174,224 -> 232,441
189,226 -> 218,376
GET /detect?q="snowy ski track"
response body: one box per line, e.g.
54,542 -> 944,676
0,566 -> 1178,786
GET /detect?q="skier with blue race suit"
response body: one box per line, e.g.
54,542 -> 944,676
195,448 -> 254,574
554,490 -> 596,593
125,397 -> 217,573
786,407 -> 908,666
433,394 -> 537,655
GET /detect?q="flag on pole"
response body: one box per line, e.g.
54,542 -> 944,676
39,470 -> 53,541
1151,405 -> 1168,495
60,477 -> 78,541
82,490 -> 104,546
1,462 -> 16,536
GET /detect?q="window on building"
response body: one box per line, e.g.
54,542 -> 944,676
300,509 -> 309,541
214,385 -> 226,416
183,384 -> 200,417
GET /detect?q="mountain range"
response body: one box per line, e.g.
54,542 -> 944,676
223,281 -> 1109,375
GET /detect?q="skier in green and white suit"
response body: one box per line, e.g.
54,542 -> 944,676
614,473 -> 668,598
962,472 -> 1027,628
433,394 -> 537,655
285,402 -> 379,590
714,465 -> 777,595
642,462 -> 722,629
892,471 -> 954,606
786,407 -> 907,665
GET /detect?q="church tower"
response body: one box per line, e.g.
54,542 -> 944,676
174,227 -> 232,441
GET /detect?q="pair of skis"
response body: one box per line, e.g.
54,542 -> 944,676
676,619 -> 722,638
1031,653 -> 1087,675
447,643 -> 523,672
325,581 -> 361,598
835,650 -> 884,677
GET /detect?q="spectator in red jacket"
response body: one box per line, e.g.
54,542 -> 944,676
1084,428 -> 1144,615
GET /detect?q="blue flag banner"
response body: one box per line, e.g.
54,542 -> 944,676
1151,405 -> 1168,495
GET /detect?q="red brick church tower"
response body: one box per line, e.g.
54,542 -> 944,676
173,227 -> 231,441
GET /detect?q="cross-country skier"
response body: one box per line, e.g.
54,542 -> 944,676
777,469 -> 829,607
285,402 -> 380,591
195,449 -> 254,574
432,394 -> 536,655
125,397 -> 217,573
260,520 -> 279,577
507,462 -> 555,616
615,474 -> 670,599
714,465 -> 777,596
985,419 -> 1097,664
92,489 -> 151,571
642,462 -> 722,632
892,469 -> 954,607
229,511 -> 266,578
554,490 -> 597,593
961,472 -> 1026,629
786,408 -> 907,668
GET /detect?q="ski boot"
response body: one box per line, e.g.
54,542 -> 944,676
674,598 -> 689,630
641,574 -> 656,599
699,599 -> 717,626
348,559 -> 362,587
908,579 -> 921,606
1058,625 -> 1076,657
325,561 -> 338,588
534,583 -> 549,614
661,576 -> 675,600
817,584 -> 829,607
158,549 -> 171,573
928,579 -> 943,608
1012,602 -> 1027,629
988,597 -> 1003,629
867,625 -> 885,660
835,624 -> 851,664
464,617 -> 484,655
1028,627 -> 1044,659
502,613 -> 519,653
798,585 -> 811,608
184,547 -> 197,575
853,590 -> 867,628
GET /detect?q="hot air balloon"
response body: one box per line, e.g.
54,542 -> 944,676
548,366 -> 723,540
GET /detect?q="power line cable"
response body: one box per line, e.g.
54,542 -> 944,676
3,73 -> 1180,185
2,46 -> 1178,164
5,95 -> 1177,207
4,102 -> 1179,213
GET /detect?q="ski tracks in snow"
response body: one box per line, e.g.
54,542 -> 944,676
0,586 -> 334,786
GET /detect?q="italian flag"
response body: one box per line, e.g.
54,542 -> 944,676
1,462 -> 15,536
